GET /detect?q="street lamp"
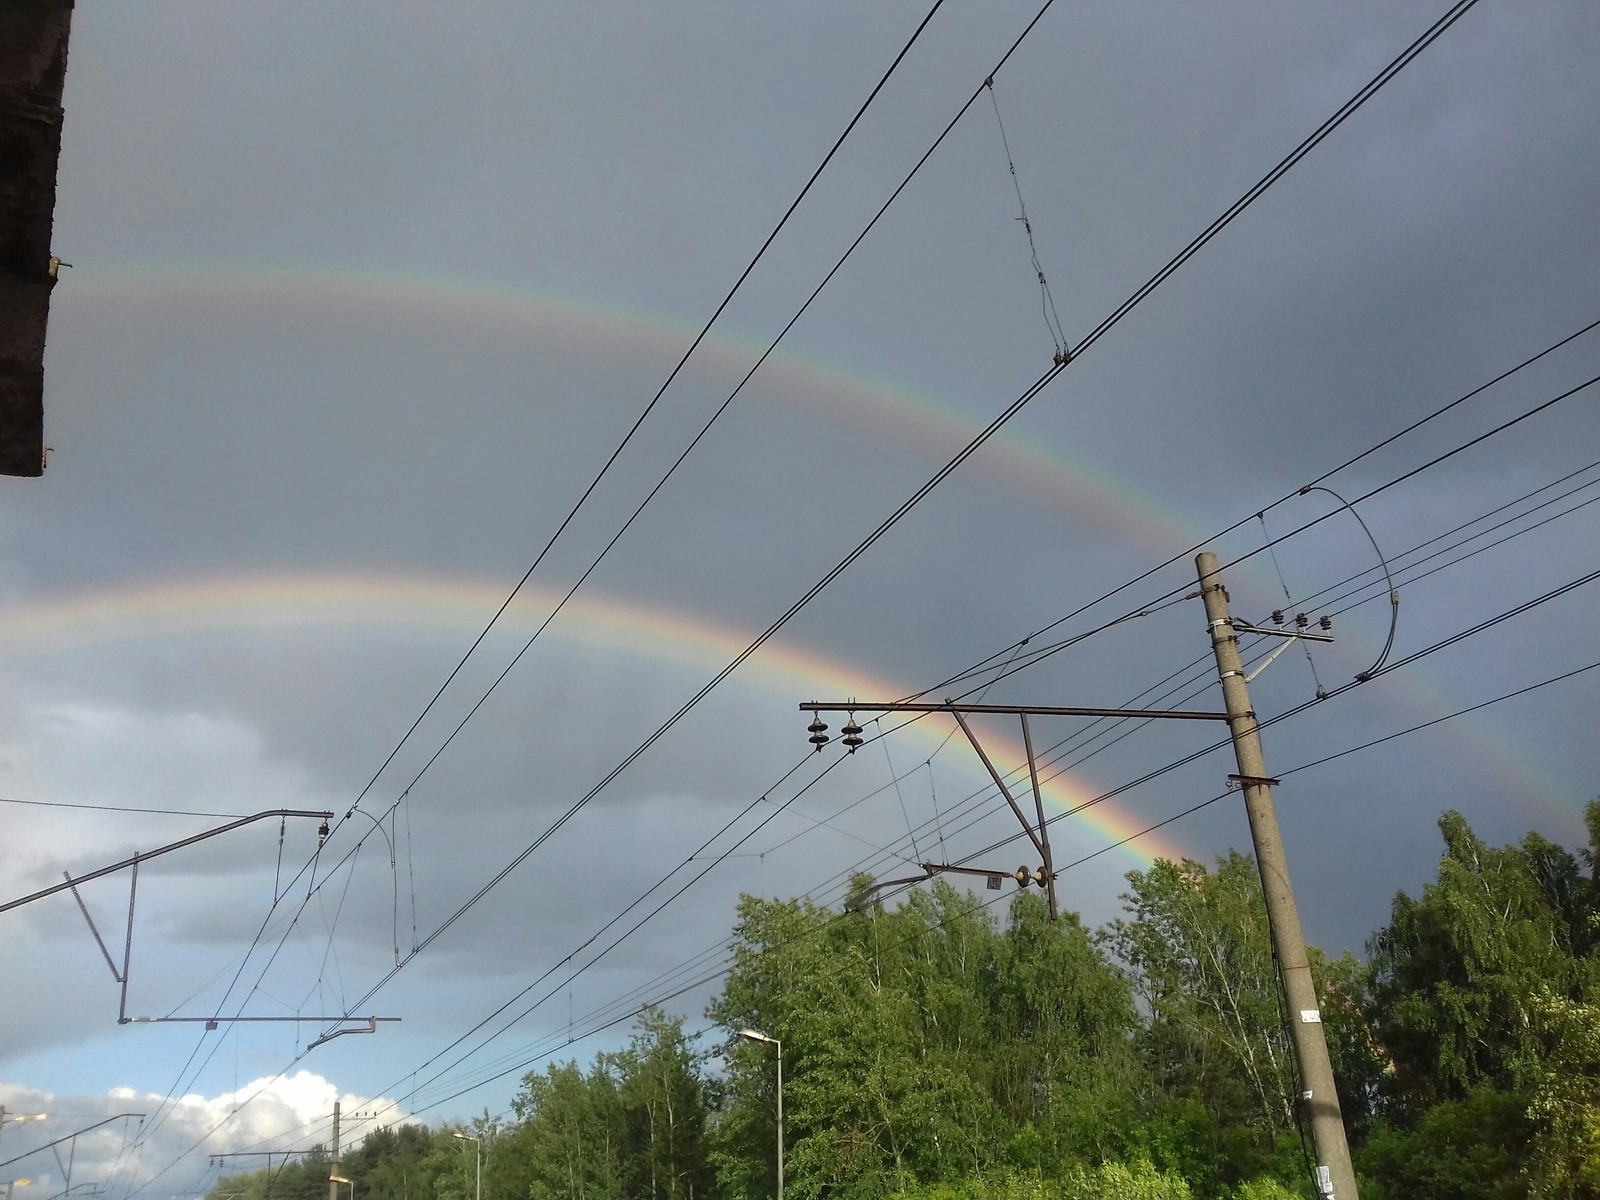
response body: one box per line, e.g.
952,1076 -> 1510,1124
452,1133 -> 480,1200
328,1175 -> 352,1200
0,1110 -> 46,1145
3,1180 -> 29,1200
738,1029 -> 782,1200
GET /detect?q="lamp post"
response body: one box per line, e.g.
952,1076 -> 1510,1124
452,1133 -> 480,1200
738,1029 -> 782,1200
3,1179 -> 30,1200
0,1110 -> 47,1146
328,1175 -> 351,1200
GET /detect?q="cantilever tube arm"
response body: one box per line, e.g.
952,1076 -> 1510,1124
0,810 -> 333,915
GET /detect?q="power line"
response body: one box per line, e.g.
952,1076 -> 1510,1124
120,2 -> 1493,1182
334,552 -> 1600,1124
161,381 -> 1588,1181
910,312 -> 1600,709
149,6 -> 1072,1116
945,371 -> 1600,701
338,0 -> 951,830
331,0 -> 1482,1019
416,644 -> 1600,1115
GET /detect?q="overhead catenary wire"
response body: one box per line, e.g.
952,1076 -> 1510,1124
947,370 -> 1600,702
186,608 -> 1600,1165
142,444 -> 1600,1194
308,550 -> 1600,1128
328,0 -> 1485,1023
129,372 -> 1592,1197
141,4 -> 1076,1118
405,639 -> 1600,1120
333,0 -> 951,830
910,310 -> 1600,709
121,2 -> 1505,1184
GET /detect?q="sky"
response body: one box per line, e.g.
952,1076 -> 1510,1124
2,1 -> 1598,1196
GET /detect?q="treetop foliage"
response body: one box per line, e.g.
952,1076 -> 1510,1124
208,801 -> 1600,1200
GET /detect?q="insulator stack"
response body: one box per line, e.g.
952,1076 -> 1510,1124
807,716 -> 829,750
841,716 -> 864,753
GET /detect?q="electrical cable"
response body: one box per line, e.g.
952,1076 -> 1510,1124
905,312 -> 1600,711
140,422 -> 1600,1196
302,0 -> 1485,1026
334,0 -> 951,828
335,554 -> 1600,1121
121,3 -> 1499,1182
149,1 -> 1072,1101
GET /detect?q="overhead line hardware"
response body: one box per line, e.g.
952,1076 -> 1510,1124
308,1016 -> 398,1052
802,701 -> 1231,721
1232,619 -> 1335,642
803,702 -> 1091,918
0,809 -> 333,1027
0,809 -> 334,915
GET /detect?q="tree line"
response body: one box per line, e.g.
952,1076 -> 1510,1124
208,802 -> 1600,1200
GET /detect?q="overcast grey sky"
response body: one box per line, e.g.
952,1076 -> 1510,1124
2,2 -> 1598,1197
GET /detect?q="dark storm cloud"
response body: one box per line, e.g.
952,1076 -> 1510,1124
1,7 -> 1595,1191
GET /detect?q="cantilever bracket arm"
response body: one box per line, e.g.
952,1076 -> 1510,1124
0,810 -> 333,915
307,1016 -> 401,1052
803,701 -> 1069,919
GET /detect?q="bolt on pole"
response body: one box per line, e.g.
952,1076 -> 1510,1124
1196,552 -> 1358,1200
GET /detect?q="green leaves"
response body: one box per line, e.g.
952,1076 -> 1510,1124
1107,853 -> 1297,1140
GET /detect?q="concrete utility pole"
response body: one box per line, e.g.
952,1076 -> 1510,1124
1196,552 -> 1358,1200
327,1101 -> 340,1200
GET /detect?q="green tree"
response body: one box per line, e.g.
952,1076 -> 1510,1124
1107,854 -> 1296,1139
510,1058 -> 626,1200
612,1008 -> 719,1200
1367,807 -> 1600,1111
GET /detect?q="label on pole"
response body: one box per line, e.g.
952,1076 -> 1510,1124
1299,1009 -> 1322,1023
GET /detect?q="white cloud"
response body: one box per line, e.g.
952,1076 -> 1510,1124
0,1075 -> 411,1200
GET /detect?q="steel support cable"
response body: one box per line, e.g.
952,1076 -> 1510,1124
948,563 -> 1600,873
107,838 -> 332,1181
150,751 -> 862,1173
782,503 -> 1576,902
948,458 -> 1600,711
369,756 -> 854,1114
1017,500 -> 1600,842
296,0 -> 1483,1036
333,0 -> 951,828
350,629 -> 1600,1120
902,385 -> 1600,704
128,6 -> 1493,1179
954,371 -> 1600,702
1317,495 -> 1600,621
134,330 -> 1600,1200
294,0 -> 1489,1023
854,597 -> 1546,900
1287,460 -> 1600,612
388,631 -> 1304,1113
190,0 -> 1071,1075
641,487 -> 1597,958
305,611 -> 1544,1121
901,307 -> 1600,708
124,752 -> 852,1178
346,750 -> 846,1111
332,361 -> 1068,1021
417,620 -> 1590,1111
350,0 -> 1071,843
